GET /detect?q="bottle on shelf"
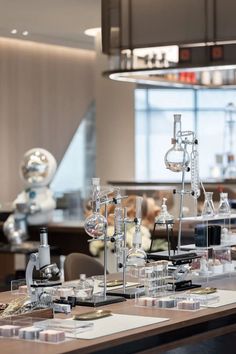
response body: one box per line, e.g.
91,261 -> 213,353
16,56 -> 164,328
201,71 -> 211,85
224,154 -> 236,180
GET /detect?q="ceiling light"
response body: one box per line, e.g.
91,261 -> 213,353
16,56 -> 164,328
22,31 -> 29,36
11,29 -> 18,34
84,27 -> 101,37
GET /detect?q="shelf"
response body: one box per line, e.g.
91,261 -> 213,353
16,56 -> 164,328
178,213 -> 236,222
180,238 -> 236,250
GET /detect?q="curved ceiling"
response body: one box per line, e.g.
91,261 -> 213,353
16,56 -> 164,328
0,0 -> 101,49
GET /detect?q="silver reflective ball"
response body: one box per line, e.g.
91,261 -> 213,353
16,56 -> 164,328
20,148 -> 57,187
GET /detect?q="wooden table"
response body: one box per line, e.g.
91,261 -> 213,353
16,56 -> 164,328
0,276 -> 236,354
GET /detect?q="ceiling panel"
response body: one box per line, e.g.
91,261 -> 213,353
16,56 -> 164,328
0,0 -> 101,49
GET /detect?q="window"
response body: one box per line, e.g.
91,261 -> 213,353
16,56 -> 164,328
135,87 -> 236,181
51,102 -> 96,198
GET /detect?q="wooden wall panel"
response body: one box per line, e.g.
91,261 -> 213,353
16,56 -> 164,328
0,37 -> 95,204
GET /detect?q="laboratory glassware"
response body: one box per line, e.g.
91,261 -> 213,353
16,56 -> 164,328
164,114 -> 190,172
126,196 -> 147,267
84,178 -> 107,238
202,192 -> 215,218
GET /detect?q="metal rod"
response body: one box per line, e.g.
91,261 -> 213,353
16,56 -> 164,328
122,207 -> 127,294
103,199 -> 108,300
166,222 -> 170,257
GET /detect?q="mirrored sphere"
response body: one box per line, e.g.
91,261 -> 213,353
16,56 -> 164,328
20,148 -> 56,186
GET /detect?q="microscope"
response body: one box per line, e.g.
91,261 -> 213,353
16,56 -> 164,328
26,227 -> 61,304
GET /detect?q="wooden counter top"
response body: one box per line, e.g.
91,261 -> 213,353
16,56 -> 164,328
0,276 -> 236,353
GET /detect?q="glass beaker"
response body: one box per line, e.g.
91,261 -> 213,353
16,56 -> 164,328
218,192 -> 231,216
202,192 -> 215,218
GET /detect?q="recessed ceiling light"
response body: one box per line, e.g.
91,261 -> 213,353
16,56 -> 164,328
84,27 -> 101,37
11,29 -> 18,34
22,30 -> 29,36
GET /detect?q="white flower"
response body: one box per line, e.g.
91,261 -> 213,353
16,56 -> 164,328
89,225 -> 152,256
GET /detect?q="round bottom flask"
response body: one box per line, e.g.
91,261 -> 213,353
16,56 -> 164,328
126,247 -> 147,267
84,212 -> 107,239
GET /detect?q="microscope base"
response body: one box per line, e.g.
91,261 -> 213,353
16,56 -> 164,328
76,295 -> 126,307
31,280 -> 62,288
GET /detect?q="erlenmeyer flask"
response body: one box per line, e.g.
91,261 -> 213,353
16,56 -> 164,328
202,192 -> 215,218
218,192 -> 231,216
164,114 -> 190,172
84,178 -> 107,238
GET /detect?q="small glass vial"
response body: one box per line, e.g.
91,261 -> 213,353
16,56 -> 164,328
202,192 -> 215,218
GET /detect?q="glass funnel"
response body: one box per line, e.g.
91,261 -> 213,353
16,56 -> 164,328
218,192 -> 231,216
164,114 -> 190,172
84,178 -> 107,238
202,192 -> 215,218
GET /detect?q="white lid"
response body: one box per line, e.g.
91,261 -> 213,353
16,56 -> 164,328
174,114 -> 181,121
92,178 -> 100,186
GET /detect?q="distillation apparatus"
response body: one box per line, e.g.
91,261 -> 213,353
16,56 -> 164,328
84,179 -> 126,304
109,195 -> 147,298
25,227 -> 60,304
164,114 -> 201,251
85,180 -> 147,299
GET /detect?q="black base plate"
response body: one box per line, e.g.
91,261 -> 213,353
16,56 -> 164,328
76,295 -> 126,307
147,251 -> 200,265
106,286 -> 145,299
169,280 -> 201,291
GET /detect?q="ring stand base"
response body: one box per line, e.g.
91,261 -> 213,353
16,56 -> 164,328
76,295 -> 126,307
106,286 -> 145,299
147,250 -> 199,265
169,280 -> 201,291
